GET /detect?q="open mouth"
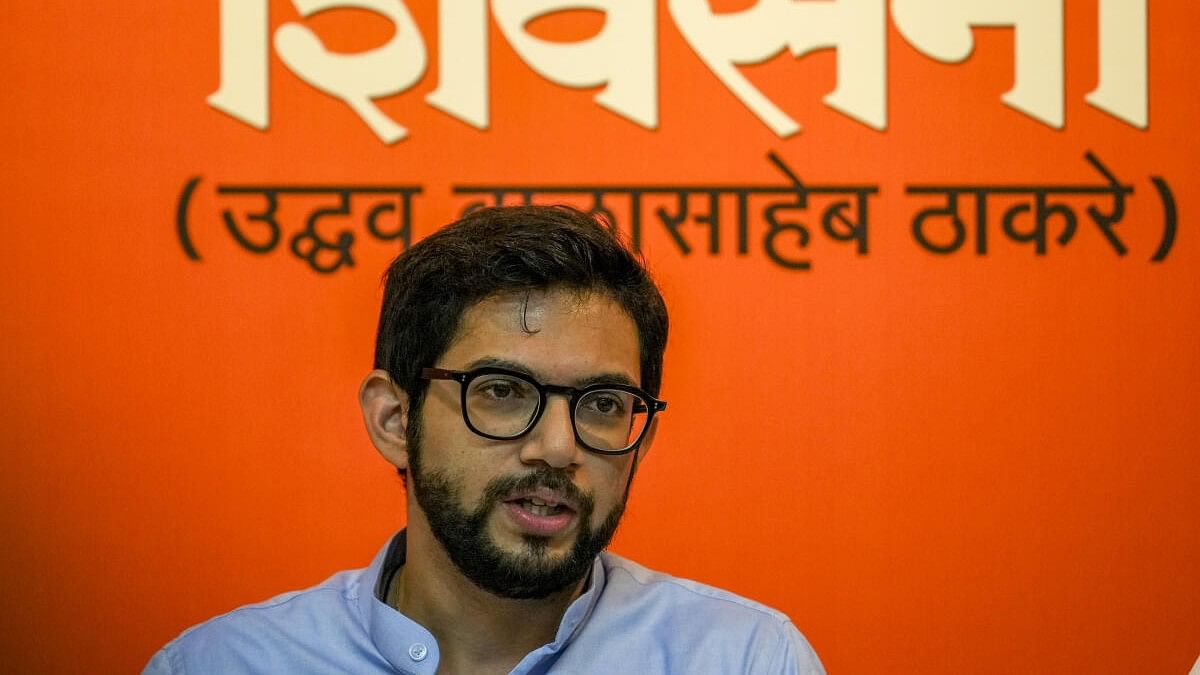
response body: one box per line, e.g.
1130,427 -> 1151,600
500,489 -> 578,536
513,497 -> 569,517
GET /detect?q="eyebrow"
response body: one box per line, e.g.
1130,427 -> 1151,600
463,356 -> 639,388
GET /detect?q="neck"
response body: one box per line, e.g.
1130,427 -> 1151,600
391,516 -> 588,675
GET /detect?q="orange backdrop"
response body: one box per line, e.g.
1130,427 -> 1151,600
2,2 -> 1197,673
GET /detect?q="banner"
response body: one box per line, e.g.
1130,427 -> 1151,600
2,2 -> 1196,672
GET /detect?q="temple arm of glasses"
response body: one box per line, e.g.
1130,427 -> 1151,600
421,367 -> 465,382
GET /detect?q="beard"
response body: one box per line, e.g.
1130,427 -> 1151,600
407,421 -> 627,600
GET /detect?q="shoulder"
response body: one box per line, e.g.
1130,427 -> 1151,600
598,551 -> 792,625
144,568 -> 370,675
582,552 -> 825,674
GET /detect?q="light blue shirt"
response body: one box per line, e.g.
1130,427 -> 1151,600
146,531 -> 824,674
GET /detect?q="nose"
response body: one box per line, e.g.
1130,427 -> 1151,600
518,395 -> 582,469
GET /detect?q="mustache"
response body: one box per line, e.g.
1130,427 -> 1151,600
481,466 -> 594,516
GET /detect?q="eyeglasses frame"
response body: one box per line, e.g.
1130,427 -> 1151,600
420,366 -> 667,455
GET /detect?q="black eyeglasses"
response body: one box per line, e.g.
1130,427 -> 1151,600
420,367 -> 666,455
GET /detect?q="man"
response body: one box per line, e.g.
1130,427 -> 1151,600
146,205 -> 824,674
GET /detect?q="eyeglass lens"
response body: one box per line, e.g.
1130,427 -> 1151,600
464,371 -> 649,451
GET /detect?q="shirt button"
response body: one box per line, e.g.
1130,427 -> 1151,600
408,643 -> 428,662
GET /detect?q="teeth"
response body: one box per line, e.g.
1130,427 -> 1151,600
522,500 -> 560,516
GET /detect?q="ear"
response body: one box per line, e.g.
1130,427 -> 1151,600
359,369 -> 410,471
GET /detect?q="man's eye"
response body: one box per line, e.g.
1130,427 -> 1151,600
585,393 -> 626,415
485,383 -> 512,398
475,379 -> 526,399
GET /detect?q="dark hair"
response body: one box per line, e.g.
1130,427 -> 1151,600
374,203 -> 669,421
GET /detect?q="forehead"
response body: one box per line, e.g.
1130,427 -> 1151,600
440,289 -> 641,385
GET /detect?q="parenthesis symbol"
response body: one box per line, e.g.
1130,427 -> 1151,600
1150,176 -> 1176,262
176,176 -> 203,261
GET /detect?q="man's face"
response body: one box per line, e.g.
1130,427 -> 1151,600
407,288 -> 647,599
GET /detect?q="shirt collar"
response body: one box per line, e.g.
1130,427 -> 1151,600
357,530 -> 608,672
357,530 -> 440,673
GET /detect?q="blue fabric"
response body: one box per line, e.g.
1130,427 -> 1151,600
145,531 -> 824,674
